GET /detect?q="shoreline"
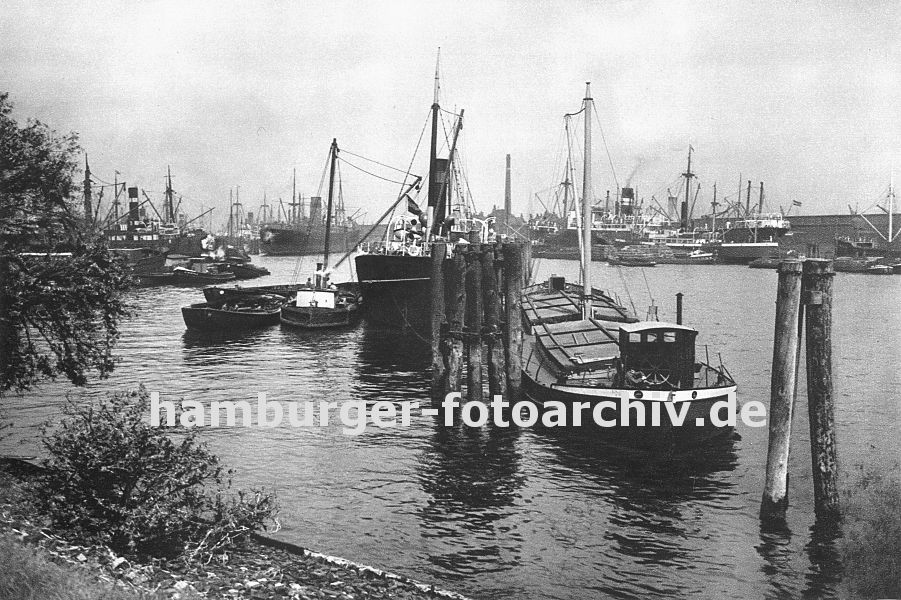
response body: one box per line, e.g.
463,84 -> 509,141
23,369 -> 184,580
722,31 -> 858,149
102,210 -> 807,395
0,457 -> 472,600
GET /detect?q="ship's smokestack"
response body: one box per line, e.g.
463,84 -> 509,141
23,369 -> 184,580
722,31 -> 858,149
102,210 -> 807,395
746,180 -> 752,215
621,187 -> 634,217
127,186 -> 139,226
310,196 -> 322,224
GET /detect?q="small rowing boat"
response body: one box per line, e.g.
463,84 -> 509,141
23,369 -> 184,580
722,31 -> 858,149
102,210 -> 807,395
181,294 -> 286,331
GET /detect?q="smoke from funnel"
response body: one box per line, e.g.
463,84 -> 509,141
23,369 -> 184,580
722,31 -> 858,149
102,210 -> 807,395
624,156 -> 647,188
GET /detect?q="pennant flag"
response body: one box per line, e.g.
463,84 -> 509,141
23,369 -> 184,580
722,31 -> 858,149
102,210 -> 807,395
406,196 -> 423,216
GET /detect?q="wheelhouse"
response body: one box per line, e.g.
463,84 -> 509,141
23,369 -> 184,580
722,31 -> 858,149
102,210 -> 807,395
616,322 -> 697,390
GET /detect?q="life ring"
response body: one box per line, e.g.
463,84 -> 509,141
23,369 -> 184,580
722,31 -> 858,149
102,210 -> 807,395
407,245 -> 421,257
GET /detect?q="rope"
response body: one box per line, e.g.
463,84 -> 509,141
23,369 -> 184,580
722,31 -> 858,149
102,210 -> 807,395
640,268 -> 654,307
390,293 -> 431,344
592,101 -> 620,194
338,157 -> 414,186
614,263 -> 638,317
384,110 -> 431,235
338,149 -> 412,174
291,148 -> 333,283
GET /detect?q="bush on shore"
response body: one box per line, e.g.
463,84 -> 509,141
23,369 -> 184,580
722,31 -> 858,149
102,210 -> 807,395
839,467 -> 901,599
34,388 -> 277,561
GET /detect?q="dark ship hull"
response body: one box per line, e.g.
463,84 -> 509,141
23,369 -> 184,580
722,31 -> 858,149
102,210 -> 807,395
717,241 -> 780,264
260,223 -> 382,256
354,253 -> 432,330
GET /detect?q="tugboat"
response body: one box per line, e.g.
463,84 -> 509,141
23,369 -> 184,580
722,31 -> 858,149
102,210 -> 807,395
281,139 -> 361,329
521,84 -> 737,449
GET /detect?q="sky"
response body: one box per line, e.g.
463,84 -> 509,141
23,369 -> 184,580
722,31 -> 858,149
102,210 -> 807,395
3,0 -> 900,227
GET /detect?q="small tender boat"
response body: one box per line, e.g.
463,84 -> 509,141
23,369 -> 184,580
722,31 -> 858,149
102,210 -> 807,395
658,249 -> 716,265
172,265 -> 236,286
607,245 -> 657,267
833,256 -> 878,273
280,286 -> 361,329
748,256 -> 781,269
608,255 -> 657,267
134,271 -> 176,287
224,262 -> 270,280
181,294 -> 286,330
280,139 -> 362,330
866,264 -> 893,275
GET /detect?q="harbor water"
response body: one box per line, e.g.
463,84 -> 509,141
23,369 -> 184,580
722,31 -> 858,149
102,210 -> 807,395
2,255 -> 899,599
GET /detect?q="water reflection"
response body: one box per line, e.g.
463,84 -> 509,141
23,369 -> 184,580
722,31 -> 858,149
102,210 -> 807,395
802,520 -> 842,599
536,429 -> 740,597
757,521 -> 797,600
182,328 -> 274,351
416,420 -> 525,578
355,327 -> 432,402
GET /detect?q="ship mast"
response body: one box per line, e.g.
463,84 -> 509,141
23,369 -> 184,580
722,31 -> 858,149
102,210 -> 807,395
323,138 -> 338,273
581,82 -> 593,320
890,171 -> 894,243
681,146 -> 694,231
165,166 -> 175,223
83,155 -> 93,224
427,49 -> 441,238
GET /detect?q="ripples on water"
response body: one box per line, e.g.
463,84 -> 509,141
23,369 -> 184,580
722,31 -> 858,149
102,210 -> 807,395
2,256 -> 899,599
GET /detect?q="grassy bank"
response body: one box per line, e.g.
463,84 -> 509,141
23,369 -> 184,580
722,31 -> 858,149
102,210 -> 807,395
839,469 -> 901,599
0,535 -> 191,600
0,464 -> 468,600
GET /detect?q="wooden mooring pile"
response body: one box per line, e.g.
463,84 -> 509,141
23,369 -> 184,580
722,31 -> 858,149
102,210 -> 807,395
761,258 -> 840,525
429,240 -> 531,404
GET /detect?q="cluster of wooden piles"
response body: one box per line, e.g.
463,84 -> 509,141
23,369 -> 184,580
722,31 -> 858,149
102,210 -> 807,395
429,240 -> 530,402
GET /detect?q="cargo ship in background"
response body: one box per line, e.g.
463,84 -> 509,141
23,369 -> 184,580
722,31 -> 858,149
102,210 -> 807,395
259,197 -> 372,256
718,213 -> 791,263
258,171 -> 374,256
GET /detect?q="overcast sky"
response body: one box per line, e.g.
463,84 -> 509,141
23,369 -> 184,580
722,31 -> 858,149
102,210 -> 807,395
3,0 -> 899,225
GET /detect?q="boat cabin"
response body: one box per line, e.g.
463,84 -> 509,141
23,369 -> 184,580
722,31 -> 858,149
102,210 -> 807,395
616,322 -> 697,390
296,288 -> 337,309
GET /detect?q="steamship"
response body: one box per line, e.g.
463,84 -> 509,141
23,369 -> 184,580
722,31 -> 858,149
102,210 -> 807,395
259,195 -> 369,256
717,213 -> 791,263
354,58 -> 481,330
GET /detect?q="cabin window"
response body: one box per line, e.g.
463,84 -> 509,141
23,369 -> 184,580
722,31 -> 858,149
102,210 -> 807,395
664,332 -> 677,343
644,332 -> 658,343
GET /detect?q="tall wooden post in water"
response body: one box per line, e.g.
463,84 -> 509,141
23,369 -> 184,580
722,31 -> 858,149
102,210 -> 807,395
503,243 -> 523,397
761,260 -> 804,523
803,258 -> 840,522
761,258 -> 839,523
465,245 -> 483,403
441,248 -> 466,398
482,245 -> 506,399
430,242 -> 447,396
